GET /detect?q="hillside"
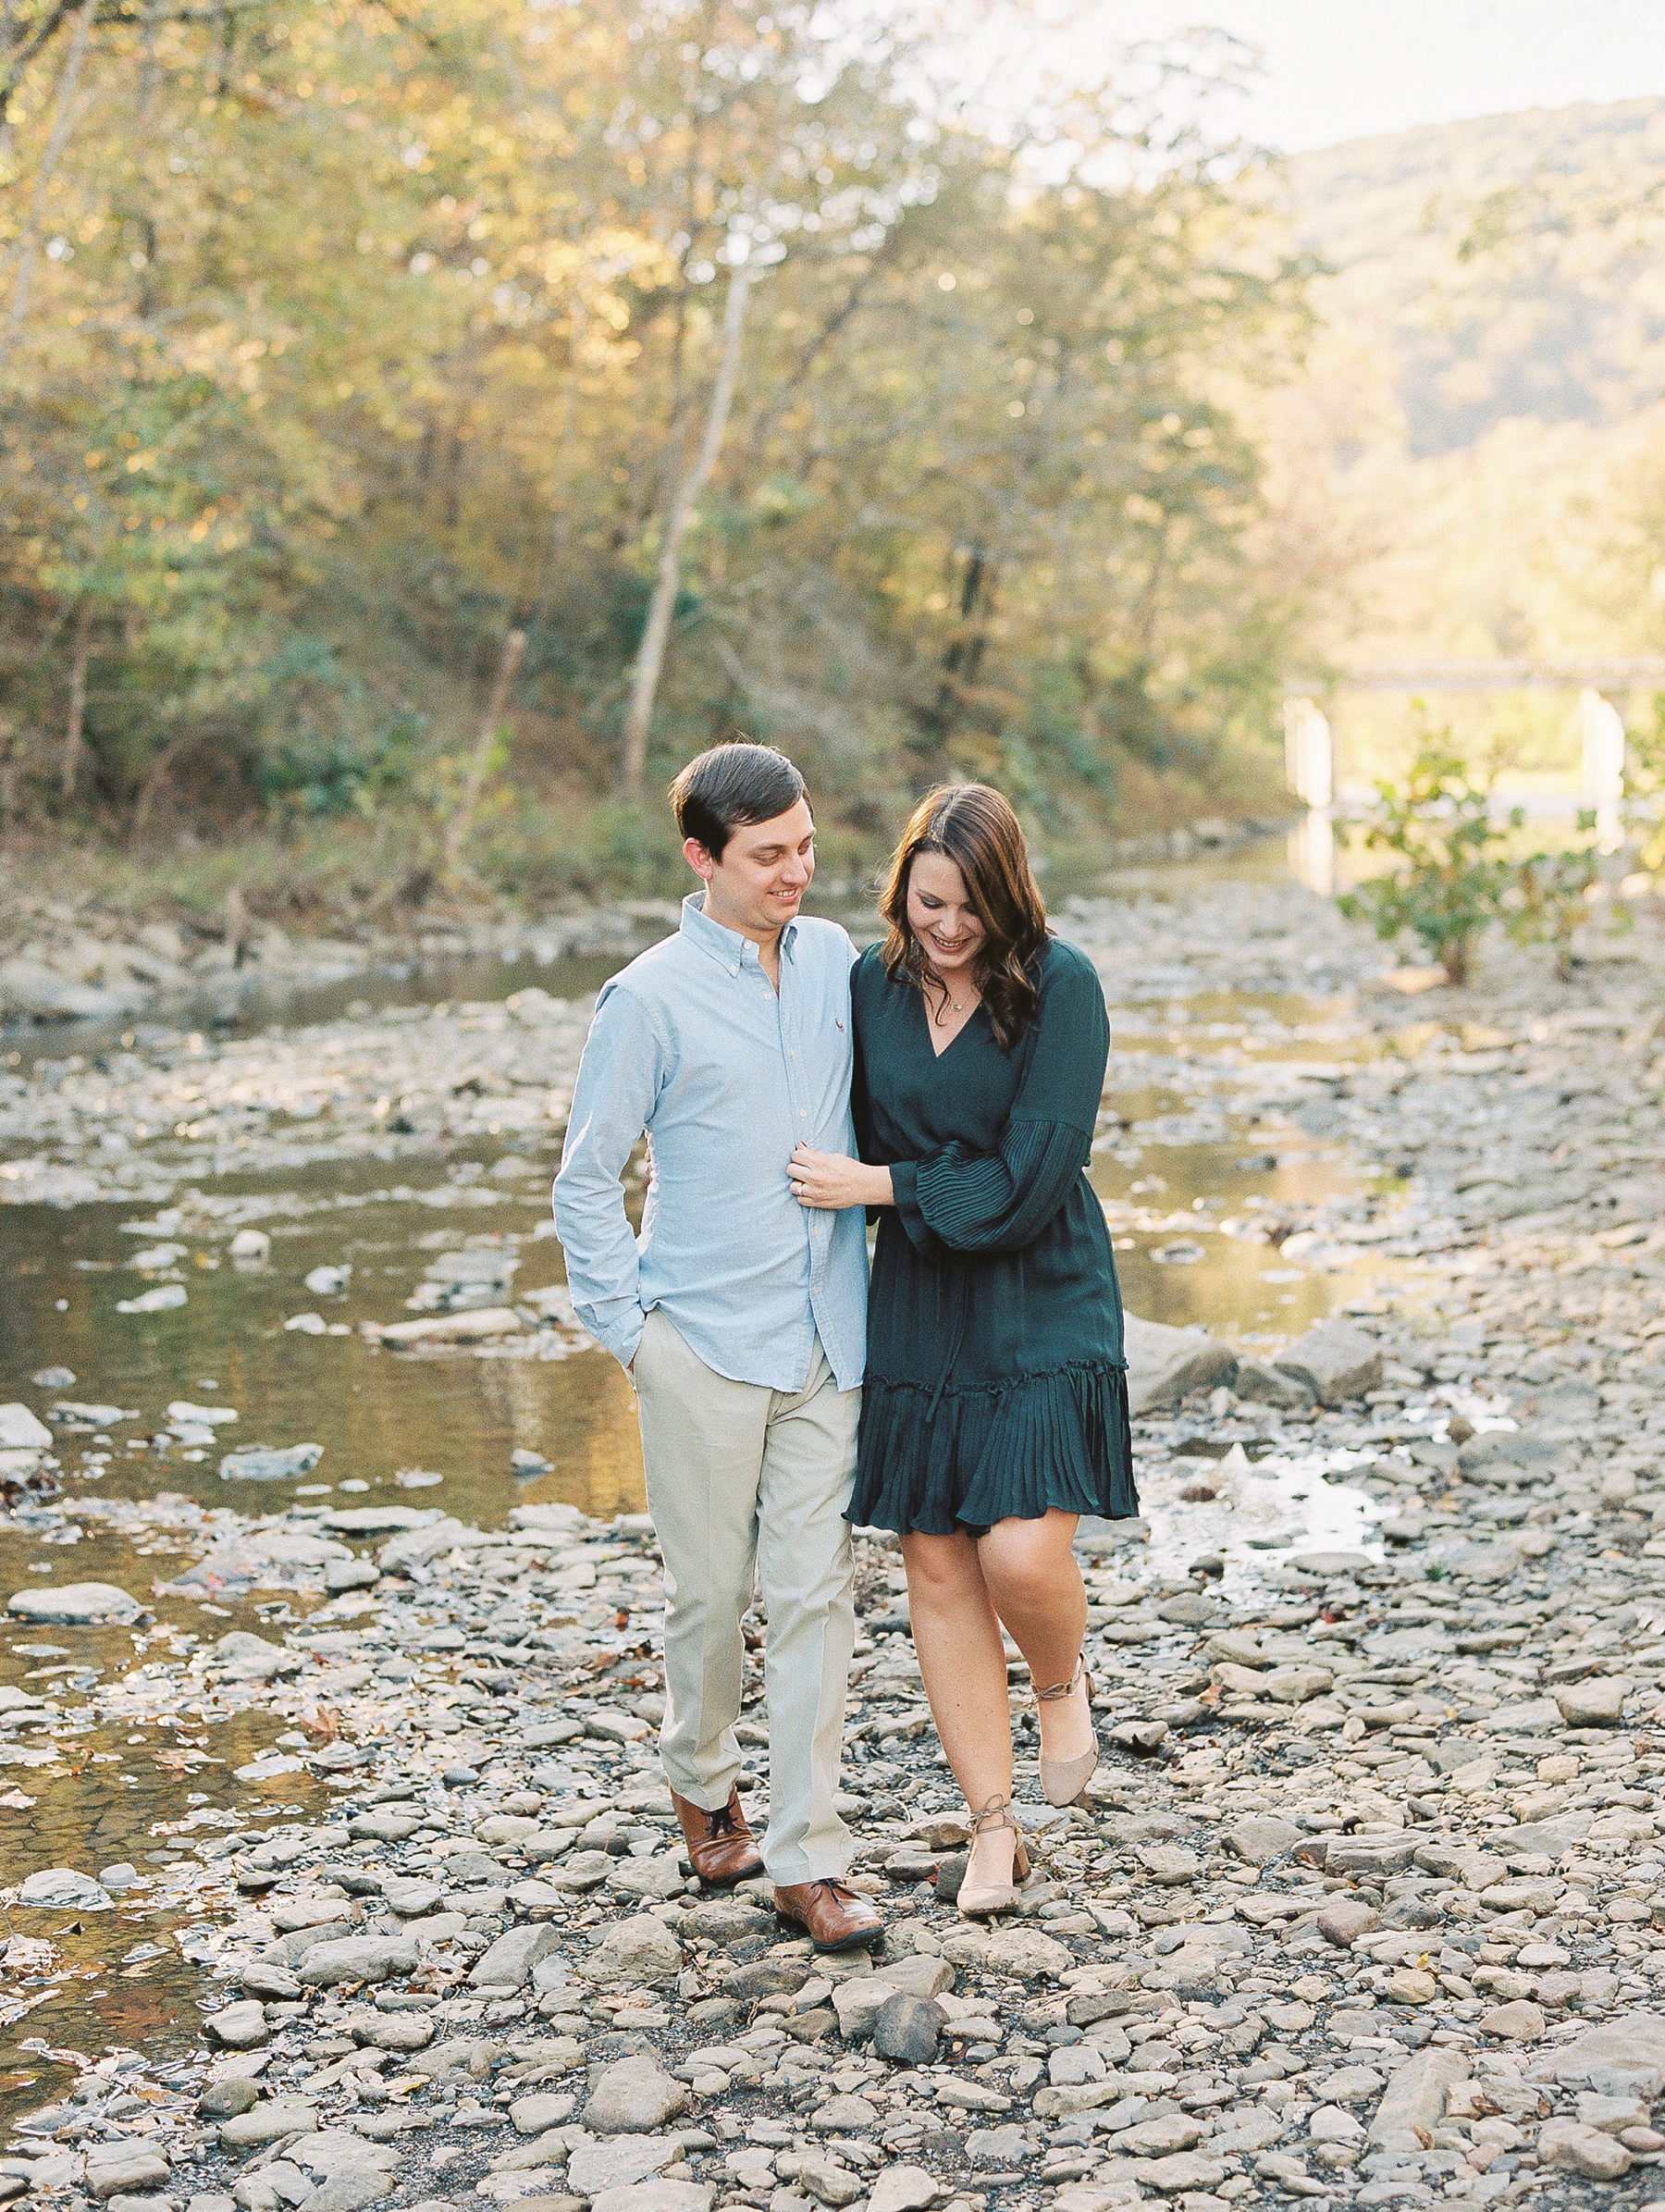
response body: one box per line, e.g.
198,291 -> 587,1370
1282,99 -> 1665,458
1261,99 -> 1665,765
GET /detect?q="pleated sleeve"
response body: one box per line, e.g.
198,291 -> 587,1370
890,943 -> 1109,1257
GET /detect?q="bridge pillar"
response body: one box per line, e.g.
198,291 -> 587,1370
1283,696 -> 1333,807
1579,689 -> 1625,852
1284,697 -> 1334,893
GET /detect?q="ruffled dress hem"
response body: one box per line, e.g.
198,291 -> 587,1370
848,1357 -> 1138,1537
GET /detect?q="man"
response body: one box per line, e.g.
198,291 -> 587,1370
553,743 -> 881,1951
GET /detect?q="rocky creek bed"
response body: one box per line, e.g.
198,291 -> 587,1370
0,879 -> 1664,2212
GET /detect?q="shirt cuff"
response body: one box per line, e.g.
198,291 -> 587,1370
887,1159 -> 934,1254
587,1307 -> 647,1372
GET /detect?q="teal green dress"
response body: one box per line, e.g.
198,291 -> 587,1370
847,935 -> 1137,1536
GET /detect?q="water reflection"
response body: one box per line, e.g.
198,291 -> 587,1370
2,1169 -> 646,1530
1288,808 -> 1336,896
1137,1446 -> 1385,1591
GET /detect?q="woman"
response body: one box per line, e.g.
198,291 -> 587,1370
790,784 -> 1136,1916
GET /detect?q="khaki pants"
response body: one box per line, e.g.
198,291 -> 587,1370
633,1307 -> 859,1884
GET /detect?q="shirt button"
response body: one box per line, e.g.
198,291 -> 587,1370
799,1109 -> 807,1118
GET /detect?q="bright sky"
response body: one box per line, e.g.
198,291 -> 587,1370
1102,0 -> 1665,152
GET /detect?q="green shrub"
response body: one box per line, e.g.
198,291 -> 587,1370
1503,814 -> 1601,980
1338,743 -> 1520,986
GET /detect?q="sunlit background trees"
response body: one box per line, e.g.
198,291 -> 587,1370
0,0 -> 1314,898
3,2 -> 1663,909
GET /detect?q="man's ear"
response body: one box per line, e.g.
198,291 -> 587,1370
684,836 -> 715,883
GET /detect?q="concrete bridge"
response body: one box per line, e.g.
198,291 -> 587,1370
1279,659 -> 1661,892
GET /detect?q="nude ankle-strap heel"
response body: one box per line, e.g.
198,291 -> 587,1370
1036,1655 -> 1099,1807
957,1794 -> 1031,1919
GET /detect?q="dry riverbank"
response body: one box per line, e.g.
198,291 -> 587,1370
0,879 -> 1663,2212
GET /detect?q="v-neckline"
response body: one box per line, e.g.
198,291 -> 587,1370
918,986 -> 980,1062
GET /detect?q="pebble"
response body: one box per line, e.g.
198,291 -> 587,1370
219,1443 -> 324,1483
566,2141 -> 680,2196
1538,2116 -> 1633,2178
198,2080 -> 260,2119
592,2188 -> 712,2212
82,2152 -> 174,2200
583,2054 -> 690,2133
204,1999 -> 268,2049
867,2169 -> 942,2212
115,1283 -> 188,1314
870,1992 -> 944,2065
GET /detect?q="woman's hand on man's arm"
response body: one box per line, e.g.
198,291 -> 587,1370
789,1143 -> 894,1211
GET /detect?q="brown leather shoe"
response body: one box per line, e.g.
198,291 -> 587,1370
672,1786 -> 764,1888
772,1878 -> 883,1951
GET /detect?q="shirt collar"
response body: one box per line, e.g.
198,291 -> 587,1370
680,891 -> 796,972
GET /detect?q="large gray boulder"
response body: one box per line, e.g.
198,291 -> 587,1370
215,1632 -> 302,1683
583,1913 -> 683,1988
84,2149 -> 173,2198
205,1999 -> 268,2050
0,958 -> 129,1019
18,1867 -> 113,1910
1273,1320 -> 1383,1404
377,1519 -> 470,1572
220,1443 -> 324,1482
8,1582 -> 142,1625
217,2102 -> 320,2150
584,2054 -> 690,2134
295,1934 -> 417,1986
1367,2048 -> 1470,2148
1524,2010 -> 1665,2093
940,1922 -> 1072,1981
1231,1357 -> 1314,1409
567,2143 -> 680,2198
469,1922 -> 564,1988
508,1502 -> 588,1534
320,1507 -> 441,1535
0,1405 -> 53,1452
1123,1313 -> 1236,1414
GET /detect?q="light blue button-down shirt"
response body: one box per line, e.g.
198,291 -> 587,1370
552,893 -> 868,1391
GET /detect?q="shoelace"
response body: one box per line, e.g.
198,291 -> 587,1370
707,1803 -> 741,1838
1035,1655 -> 1084,1702
969,1793 -> 1018,1836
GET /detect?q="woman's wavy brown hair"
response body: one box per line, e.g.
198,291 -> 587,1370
879,784 -> 1050,1052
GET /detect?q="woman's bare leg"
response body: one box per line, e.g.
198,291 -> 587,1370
900,1529 -> 1013,1811
977,1509 -> 1093,1764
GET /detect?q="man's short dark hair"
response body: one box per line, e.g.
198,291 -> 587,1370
669,743 -> 808,861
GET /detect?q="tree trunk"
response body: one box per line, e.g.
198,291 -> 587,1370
444,626 -> 526,872
0,719 -> 18,844
915,548 -> 996,761
619,259 -> 753,800
60,595 -> 90,798
224,884 -> 247,967
0,0 -> 95,377
129,732 -> 188,843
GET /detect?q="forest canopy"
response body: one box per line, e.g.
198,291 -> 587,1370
0,0 -> 1310,894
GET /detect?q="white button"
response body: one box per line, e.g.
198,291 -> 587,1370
800,1109 -> 807,1118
